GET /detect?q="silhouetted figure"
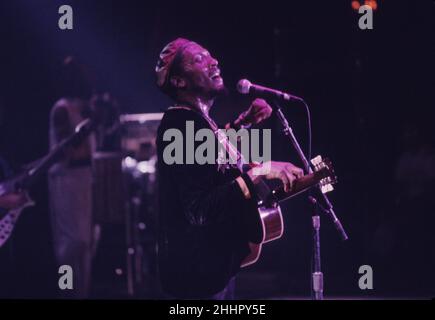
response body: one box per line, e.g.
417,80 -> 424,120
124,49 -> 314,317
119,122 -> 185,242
48,56 -> 96,298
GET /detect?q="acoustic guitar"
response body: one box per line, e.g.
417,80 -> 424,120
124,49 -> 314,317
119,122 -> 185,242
241,155 -> 337,267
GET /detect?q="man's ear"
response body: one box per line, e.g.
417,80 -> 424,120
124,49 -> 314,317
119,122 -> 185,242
170,76 -> 186,89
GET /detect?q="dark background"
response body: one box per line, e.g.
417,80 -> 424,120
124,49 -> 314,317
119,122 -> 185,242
0,0 -> 434,299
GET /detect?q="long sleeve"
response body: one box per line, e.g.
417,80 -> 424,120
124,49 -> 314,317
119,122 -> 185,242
175,160 -> 254,226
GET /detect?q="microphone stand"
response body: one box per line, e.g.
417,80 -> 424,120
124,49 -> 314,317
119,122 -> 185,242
274,102 -> 348,300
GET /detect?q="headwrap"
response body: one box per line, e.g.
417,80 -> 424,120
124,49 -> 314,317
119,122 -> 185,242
155,38 -> 196,91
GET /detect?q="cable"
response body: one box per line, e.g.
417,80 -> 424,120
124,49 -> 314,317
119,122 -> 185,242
301,99 -> 312,164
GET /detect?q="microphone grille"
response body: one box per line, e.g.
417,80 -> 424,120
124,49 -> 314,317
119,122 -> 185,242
237,79 -> 251,94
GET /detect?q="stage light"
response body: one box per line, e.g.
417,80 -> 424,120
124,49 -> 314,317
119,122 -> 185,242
352,0 -> 361,11
365,0 -> 378,10
352,0 -> 378,11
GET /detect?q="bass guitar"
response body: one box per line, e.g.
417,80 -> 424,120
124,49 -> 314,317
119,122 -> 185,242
0,118 -> 96,247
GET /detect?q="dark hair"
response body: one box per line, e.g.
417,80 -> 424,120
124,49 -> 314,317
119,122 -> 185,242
56,56 -> 94,100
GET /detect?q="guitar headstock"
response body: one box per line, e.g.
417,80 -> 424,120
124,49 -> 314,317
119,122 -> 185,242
310,155 -> 337,194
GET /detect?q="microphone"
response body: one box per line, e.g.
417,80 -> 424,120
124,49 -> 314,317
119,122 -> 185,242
237,79 -> 303,102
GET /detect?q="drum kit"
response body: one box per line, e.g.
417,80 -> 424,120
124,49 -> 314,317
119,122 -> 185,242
91,112 -> 163,298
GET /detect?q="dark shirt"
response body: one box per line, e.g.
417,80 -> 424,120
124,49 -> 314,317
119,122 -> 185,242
156,108 -> 258,298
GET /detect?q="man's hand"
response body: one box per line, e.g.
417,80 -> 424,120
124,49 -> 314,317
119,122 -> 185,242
234,98 -> 273,128
247,161 -> 304,193
0,192 -> 29,210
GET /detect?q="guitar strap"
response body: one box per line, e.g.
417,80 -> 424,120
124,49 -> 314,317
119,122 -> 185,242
169,105 -> 271,204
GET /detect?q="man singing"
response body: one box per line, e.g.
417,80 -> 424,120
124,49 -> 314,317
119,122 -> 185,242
155,38 -> 303,299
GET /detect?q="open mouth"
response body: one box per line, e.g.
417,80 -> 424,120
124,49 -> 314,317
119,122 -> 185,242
210,69 -> 221,80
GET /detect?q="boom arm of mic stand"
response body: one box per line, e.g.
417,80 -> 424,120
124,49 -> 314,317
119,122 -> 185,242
274,103 -> 348,241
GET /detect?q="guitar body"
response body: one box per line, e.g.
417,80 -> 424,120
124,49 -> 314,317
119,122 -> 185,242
0,196 -> 35,247
240,156 -> 337,268
241,205 -> 284,267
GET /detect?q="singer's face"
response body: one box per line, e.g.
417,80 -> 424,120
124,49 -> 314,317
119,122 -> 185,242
177,43 -> 225,98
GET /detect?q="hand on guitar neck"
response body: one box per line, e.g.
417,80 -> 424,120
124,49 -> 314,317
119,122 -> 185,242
246,161 -> 304,193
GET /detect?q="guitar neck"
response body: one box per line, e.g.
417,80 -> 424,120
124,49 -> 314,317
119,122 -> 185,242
269,169 -> 328,204
0,118 -> 96,194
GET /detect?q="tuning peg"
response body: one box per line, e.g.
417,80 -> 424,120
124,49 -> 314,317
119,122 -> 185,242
320,183 -> 334,194
310,155 -> 323,166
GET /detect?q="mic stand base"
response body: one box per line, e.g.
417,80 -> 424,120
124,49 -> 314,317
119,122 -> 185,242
311,215 -> 324,300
